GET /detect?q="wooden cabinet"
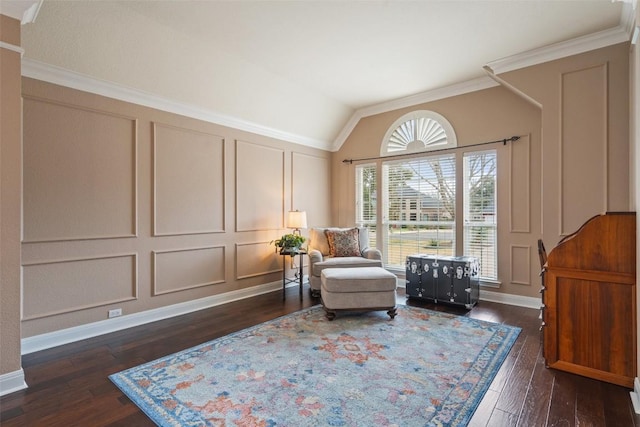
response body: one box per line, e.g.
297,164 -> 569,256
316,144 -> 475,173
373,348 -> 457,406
542,212 -> 636,388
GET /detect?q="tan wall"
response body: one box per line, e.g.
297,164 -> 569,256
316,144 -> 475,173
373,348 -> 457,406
0,15 -> 23,376
499,43 -> 630,240
334,42 -> 630,299
20,78 -> 331,337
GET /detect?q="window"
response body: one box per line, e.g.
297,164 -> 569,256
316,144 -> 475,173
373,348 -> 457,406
355,163 -> 376,248
464,150 -> 497,280
382,155 -> 456,268
356,110 -> 499,283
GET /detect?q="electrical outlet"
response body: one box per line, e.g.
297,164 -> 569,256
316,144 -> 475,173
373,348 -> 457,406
108,308 -> 122,318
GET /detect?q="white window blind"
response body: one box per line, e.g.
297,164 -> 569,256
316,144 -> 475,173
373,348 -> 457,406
463,150 -> 497,280
383,154 -> 456,269
355,164 -> 377,248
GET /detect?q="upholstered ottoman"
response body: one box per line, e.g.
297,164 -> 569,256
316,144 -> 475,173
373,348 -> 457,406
320,267 -> 397,320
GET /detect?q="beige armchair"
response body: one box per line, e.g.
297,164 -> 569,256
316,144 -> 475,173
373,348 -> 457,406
307,227 -> 383,297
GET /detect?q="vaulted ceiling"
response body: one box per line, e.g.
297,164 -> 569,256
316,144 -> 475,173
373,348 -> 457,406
5,0 -> 636,150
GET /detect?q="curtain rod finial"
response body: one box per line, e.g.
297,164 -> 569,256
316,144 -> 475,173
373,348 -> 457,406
342,159 -> 353,164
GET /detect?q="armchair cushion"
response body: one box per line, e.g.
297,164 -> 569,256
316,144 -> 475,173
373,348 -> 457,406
325,227 -> 361,257
312,256 -> 382,277
307,226 -> 383,297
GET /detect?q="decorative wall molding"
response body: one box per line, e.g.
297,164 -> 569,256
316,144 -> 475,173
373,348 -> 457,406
235,241 -> 282,280
22,253 -> 138,320
558,63 -> 608,236
22,94 -> 138,243
235,141 -> 285,232
510,245 -> 532,286
152,122 -> 225,236
509,134 -> 531,233
152,246 -> 226,296
21,59 -> 330,151
0,369 -> 27,397
21,279 -> 285,355
0,41 -> 24,56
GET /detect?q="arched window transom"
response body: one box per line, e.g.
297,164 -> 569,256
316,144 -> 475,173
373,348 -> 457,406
381,110 -> 457,156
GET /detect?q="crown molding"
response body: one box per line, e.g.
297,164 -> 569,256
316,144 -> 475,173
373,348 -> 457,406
21,58 -> 331,151
0,0 -> 41,24
331,76 -> 499,152
619,1 -> 637,37
486,24 -> 632,76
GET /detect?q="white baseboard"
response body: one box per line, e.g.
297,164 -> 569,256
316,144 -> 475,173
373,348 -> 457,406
630,377 -> 640,414
0,369 -> 27,397
479,289 -> 541,309
21,279 -> 287,355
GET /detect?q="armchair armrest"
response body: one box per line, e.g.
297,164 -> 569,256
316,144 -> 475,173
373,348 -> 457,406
308,249 -> 324,265
362,247 -> 382,260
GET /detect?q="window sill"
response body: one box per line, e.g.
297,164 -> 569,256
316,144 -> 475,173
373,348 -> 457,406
479,279 -> 501,288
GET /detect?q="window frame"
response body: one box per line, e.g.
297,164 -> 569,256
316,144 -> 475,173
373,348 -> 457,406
355,110 -> 500,285
463,149 -> 498,281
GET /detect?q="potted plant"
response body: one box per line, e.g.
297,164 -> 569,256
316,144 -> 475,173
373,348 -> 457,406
272,233 -> 306,255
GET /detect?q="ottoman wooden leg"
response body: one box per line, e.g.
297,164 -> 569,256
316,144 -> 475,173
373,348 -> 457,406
387,307 -> 397,319
323,306 -> 336,321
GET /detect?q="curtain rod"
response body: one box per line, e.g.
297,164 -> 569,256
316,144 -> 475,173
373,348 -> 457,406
341,135 -> 521,164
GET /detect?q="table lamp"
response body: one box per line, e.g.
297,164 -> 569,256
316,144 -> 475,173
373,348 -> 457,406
287,210 -> 307,235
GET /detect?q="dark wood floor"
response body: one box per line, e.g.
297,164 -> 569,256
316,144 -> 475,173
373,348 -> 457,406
1,285 -> 638,426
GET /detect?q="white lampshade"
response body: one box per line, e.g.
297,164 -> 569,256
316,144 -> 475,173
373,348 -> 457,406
287,210 -> 307,230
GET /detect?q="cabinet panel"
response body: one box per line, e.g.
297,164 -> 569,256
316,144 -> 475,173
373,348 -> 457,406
542,212 -> 636,388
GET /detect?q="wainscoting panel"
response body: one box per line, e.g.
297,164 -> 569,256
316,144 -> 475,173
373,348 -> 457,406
22,97 -> 137,242
153,123 -> 225,236
509,135 -> 531,233
560,64 -> 607,236
152,246 -> 226,296
236,141 -> 284,232
236,242 -> 281,280
291,152 -> 331,227
510,245 -> 531,286
22,254 -> 138,320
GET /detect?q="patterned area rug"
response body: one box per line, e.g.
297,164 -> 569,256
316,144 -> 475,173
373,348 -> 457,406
110,305 -> 520,426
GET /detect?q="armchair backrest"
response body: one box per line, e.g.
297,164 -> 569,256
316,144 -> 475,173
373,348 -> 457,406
308,227 -> 370,257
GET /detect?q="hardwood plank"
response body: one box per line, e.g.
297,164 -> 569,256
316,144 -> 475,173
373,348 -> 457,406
495,335 -> 540,416
575,376 -> 605,426
488,408 -> 519,426
547,371 -> 577,427
468,389 -> 500,427
601,382 -> 637,427
517,349 -> 554,427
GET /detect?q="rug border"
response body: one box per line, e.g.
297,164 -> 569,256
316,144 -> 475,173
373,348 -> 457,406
109,304 -> 522,426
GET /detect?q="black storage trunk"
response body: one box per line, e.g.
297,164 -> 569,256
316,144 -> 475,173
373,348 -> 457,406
405,254 -> 480,309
